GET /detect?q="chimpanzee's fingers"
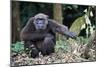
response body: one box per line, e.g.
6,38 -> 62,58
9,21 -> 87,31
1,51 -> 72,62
69,32 -> 77,39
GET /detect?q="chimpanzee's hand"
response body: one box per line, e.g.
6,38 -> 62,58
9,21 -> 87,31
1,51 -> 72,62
67,32 -> 77,39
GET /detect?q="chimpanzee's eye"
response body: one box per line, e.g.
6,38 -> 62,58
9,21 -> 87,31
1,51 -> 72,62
36,18 -> 44,20
35,18 -> 45,24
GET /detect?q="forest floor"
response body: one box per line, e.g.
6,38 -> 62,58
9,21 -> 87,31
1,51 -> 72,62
11,38 -> 96,66
11,50 -> 95,66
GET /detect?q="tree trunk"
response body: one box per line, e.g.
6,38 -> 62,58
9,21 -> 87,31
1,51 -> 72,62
53,4 -> 63,40
12,1 -> 21,43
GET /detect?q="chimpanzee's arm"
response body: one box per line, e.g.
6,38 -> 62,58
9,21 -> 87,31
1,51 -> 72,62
48,19 -> 76,38
20,32 -> 47,41
20,17 -> 46,41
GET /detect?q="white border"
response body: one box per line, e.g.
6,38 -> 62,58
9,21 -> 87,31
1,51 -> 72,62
0,0 -> 10,67
16,0 -> 96,5
0,0 -> 98,67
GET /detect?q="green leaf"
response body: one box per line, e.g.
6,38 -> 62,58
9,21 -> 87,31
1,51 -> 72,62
11,42 -> 24,53
69,15 -> 86,35
55,40 -> 70,52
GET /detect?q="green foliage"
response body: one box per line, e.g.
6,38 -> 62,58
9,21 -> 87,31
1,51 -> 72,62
76,36 -> 89,44
55,40 -> 71,52
55,37 -> 90,53
11,42 -> 24,53
69,15 -> 85,35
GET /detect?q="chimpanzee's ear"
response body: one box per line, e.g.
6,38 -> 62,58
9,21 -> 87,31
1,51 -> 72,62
46,14 -> 49,19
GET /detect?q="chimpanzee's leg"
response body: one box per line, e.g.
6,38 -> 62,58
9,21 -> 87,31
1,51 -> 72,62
24,41 -> 39,58
31,47 -> 39,58
40,34 -> 55,56
24,41 -> 33,49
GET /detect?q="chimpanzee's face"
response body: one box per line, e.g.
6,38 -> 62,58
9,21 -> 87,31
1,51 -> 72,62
34,18 -> 48,30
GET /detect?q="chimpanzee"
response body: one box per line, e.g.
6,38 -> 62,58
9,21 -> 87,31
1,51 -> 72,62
20,13 -> 76,58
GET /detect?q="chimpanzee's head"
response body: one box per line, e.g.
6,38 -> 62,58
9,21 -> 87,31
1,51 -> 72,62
33,13 -> 48,30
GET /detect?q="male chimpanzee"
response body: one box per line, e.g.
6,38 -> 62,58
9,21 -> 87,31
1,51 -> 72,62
20,13 -> 76,58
